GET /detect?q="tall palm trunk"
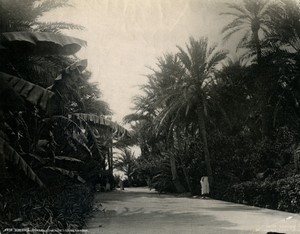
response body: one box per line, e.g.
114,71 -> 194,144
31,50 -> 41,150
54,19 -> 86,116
260,66 -> 273,139
253,24 -> 272,138
166,135 -> 185,193
253,29 -> 262,64
169,154 -> 185,193
293,144 -> 300,173
197,104 -> 213,184
175,127 -> 192,193
181,160 -> 193,193
217,102 -> 233,131
127,174 -> 132,187
0,153 -> 6,182
0,111 -> 6,182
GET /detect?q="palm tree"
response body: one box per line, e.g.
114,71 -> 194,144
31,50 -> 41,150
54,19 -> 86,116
211,57 -> 253,134
114,148 -> 137,186
0,0 -> 84,33
124,62 -> 188,193
221,0 -> 279,138
0,3 -> 87,187
267,0 -> 300,51
156,37 -> 227,183
0,0 -> 125,186
221,0 -> 274,63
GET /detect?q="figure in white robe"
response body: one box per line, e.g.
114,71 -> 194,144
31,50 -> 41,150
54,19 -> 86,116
200,176 -> 209,196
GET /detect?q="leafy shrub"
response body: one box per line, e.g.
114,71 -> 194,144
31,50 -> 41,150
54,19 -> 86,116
152,173 -> 175,193
0,180 -> 94,233
276,175 -> 300,212
212,175 -> 300,213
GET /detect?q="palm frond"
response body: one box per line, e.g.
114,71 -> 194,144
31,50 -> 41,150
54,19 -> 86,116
222,26 -> 244,43
34,22 -> 85,33
123,113 -> 151,123
69,136 -> 92,158
22,153 -> 46,164
220,11 -> 249,19
34,0 -> 72,16
225,2 -> 248,15
236,29 -> 252,50
64,59 -> 88,74
0,72 -> 55,110
47,115 -> 83,133
54,156 -> 83,163
43,166 -> 86,183
206,50 -> 228,73
0,137 -> 44,187
176,46 -> 191,70
73,113 -> 129,137
221,18 -> 247,35
0,31 -> 87,55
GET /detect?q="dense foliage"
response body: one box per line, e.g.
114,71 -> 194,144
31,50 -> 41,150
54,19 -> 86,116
0,180 -> 94,230
0,0 -> 128,232
125,0 -> 300,213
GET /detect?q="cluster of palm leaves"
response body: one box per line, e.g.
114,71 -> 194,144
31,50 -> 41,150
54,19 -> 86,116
125,0 -> 300,195
0,32 -> 126,187
114,148 -> 137,186
0,0 -> 132,189
0,0 -> 131,230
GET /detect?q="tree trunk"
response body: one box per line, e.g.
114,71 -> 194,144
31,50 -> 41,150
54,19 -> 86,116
253,26 -> 272,138
252,27 -> 261,64
0,111 -> 6,183
127,176 -> 132,187
294,144 -> 300,173
169,154 -> 185,193
0,139 -> 7,186
175,127 -> 192,193
181,161 -> 193,193
146,175 -> 152,189
217,102 -> 233,131
127,163 -> 133,187
108,146 -> 113,174
261,103 -> 273,139
166,131 -> 185,193
0,153 -> 6,181
197,104 -> 213,184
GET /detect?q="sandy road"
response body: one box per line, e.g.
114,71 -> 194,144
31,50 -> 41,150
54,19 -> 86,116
86,187 -> 300,234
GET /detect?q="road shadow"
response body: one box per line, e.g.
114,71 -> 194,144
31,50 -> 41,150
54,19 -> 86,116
203,204 -> 260,211
88,206 -> 237,229
95,188 -> 172,202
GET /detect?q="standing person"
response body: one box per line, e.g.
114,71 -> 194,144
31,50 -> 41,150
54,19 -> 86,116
200,176 -> 209,198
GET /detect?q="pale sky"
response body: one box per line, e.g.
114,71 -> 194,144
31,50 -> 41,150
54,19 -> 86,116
42,0 -> 233,124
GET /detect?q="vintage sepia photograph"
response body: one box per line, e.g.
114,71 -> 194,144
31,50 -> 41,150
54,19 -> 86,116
0,0 -> 300,233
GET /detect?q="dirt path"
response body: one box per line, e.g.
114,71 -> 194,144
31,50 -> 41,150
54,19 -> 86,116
86,187 -> 300,234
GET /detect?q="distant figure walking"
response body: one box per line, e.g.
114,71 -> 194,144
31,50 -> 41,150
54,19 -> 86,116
200,176 -> 209,197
